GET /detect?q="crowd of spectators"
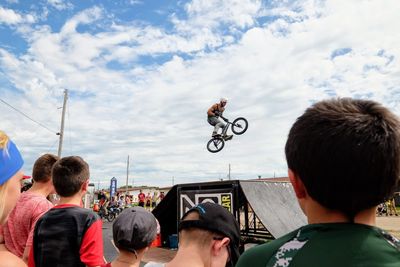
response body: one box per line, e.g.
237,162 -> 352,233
97,189 -> 163,214
0,97 -> 399,267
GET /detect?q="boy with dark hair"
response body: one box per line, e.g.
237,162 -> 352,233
145,202 -> 240,267
1,153 -> 58,263
237,98 -> 400,267
28,156 -> 104,267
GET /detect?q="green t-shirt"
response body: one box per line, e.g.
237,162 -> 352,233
236,223 -> 400,267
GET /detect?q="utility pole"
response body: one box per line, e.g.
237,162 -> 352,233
172,176 -> 174,186
228,163 -> 231,180
126,155 -> 130,197
57,89 -> 68,157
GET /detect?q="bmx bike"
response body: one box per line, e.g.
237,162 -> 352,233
207,117 -> 248,153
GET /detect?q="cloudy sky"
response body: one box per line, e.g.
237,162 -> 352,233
1,0 -> 399,188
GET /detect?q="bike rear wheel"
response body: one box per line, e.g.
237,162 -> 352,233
207,137 -> 225,153
231,117 -> 248,135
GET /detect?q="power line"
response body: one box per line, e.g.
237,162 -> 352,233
0,97 -> 57,134
47,138 -> 59,153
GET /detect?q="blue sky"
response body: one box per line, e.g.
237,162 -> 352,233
1,0 -> 400,188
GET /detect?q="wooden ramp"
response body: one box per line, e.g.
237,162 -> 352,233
239,181 -> 307,238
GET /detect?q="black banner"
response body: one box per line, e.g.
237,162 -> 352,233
179,188 -> 234,218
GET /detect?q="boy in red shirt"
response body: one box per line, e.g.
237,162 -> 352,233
29,156 -> 104,267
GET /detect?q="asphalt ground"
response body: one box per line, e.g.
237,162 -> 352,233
102,221 -> 117,262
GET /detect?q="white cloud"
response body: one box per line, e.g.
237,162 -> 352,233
0,6 -> 22,24
61,6 -> 102,34
1,0 -> 400,187
128,0 -> 143,5
184,0 -> 261,29
47,0 -> 73,11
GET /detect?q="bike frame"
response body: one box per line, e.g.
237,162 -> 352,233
221,121 -> 232,136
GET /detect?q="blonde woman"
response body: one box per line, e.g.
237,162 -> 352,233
0,130 -> 26,267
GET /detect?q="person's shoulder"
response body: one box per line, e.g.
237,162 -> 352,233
16,191 -> 43,206
210,103 -> 218,108
236,241 -> 281,267
364,226 -> 400,252
0,251 -> 26,267
237,229 -> 300,267
70,206 -> 100,221
31,195 -> 53,211
46,205 -> 100,220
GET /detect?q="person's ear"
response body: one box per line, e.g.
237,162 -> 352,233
288,169 -> 307,199
81,180 -> 89,192
211,237 -> 230,256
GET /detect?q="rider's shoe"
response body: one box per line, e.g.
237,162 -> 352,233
212,132 -> 220,137
224,134 -> 233,141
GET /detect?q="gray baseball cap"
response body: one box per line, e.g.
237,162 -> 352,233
113,207 -> 157,253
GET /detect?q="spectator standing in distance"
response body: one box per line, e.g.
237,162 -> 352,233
138,189 -> 145,207
1,154 -> 58,263
0,131 -> 26,267
125,195 -> 132,207
159,191 -> 165,202
152,192 -> 158,208
145,192 -> 151,210
28,156 -> 104,267
145,202 -> 240,267
236,98 -> 400,267
117,195 -> 125,209
386,197 -> 398,216
101,207 -> 157,267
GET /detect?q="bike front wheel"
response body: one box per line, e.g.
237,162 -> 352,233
231,117 -> 248,135
207,137 -> 225,153
107,213 -> 115,222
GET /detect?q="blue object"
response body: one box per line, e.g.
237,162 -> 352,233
169,234 -> 178,249
0,140 -> 24,186
110,177 -> 117,197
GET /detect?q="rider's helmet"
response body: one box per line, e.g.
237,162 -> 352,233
220,97 -> 228,106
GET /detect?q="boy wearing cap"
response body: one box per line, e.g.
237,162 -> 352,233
28,156 -> 104,267
101,207 -> 157,267
1,154 -> 58,263
236,98 -> 400,267
145,202 -> 240,267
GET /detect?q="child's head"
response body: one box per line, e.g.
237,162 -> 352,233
52,156 -> 89,197
178,203 -> 241,266
32,154 -> 59,183
112,207 -> 157,256
285,98 -> 400,217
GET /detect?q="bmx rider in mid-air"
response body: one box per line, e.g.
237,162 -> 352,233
207,98 -> 233,140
